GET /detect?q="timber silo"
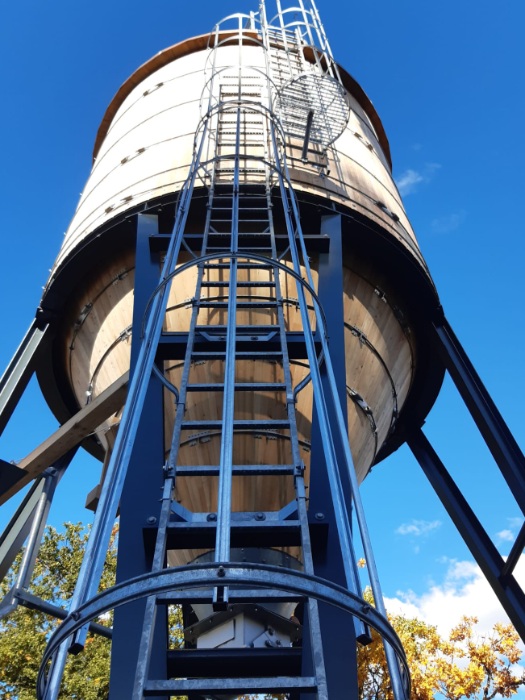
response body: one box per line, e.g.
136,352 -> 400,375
2,2 -> 523,700
33,7 -> 442,696
38,18 -> 441,498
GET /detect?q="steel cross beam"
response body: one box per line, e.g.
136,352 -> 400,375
407,427 -> 525,641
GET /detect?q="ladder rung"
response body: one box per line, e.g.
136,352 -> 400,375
191,351 -> 282,360
201,281 -> 276,288
196,301 -> 279,309
181,419 -> 291,430
160,589 -> 304,603
186,382 -> 286,392
202,263 -> 274,270
210,207 -> 269,212
210,219 -> 270,223
175,463 -> 296,476
212,195 -> 267,201
216,168 -> 266,173
144,676 -> 318,694
195,324 -> 280,333
206,247 -> 273,253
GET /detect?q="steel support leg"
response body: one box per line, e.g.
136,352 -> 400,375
408,426 -> 525,641
433,315 -> 525,512
109,215 -> 169,700
306,214 -> 359,699
0,321 -> 50,436
0,454 -> 72,616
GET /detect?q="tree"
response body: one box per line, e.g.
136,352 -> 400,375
357,592 -> 525,700
2,531 -> 524,700
0,523 -> 118,699
0,522 -> 187,700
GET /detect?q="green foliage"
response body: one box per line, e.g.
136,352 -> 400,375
0,523 -> 116,700
2,534 -> 524,700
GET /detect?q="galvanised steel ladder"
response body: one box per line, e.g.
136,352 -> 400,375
127,67 -> 331,696
38,7 -> 410,699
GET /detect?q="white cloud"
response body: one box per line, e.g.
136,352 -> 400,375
430,210 -> 466,234
395,519 -> 442,537
497,529 -> 515,543
385,556 -> 525,636
494,517 -> 524,548
396,169 -> 424,196
509,517 -> 524,530
395,162 -> 441,196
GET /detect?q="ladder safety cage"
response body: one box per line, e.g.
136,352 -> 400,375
37,2 -> 410,699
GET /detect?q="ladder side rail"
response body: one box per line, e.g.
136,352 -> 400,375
277,182 -> 374,648
262,112 -> 329,699
277,156 -> 409,699
163,113 -> 221,473
292,1 -> 335,82
214,105 -> 242,571
296,0 -> 315,48
71,124 -> 211,644
267,0 -> 297,80
133,70 -> 247,696
262,3 -> 370,626
262,20 -> 408,679
309,0 -> 343,83
267,120 -> 362,602
132,473 -> 175,699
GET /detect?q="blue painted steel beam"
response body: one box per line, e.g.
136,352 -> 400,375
433,315 -> 525,513
0,321 -> 49,436
109,215 -> 169,700
408,427 -> 525,641
305,213 -> 361,699
155,330 -> 320,359
148,232 -> 330,253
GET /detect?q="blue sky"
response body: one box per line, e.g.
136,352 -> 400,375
1,0 -> 524,638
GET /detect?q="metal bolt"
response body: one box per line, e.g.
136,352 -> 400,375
314,512 -> 325,521
207,513 -> 217,522
255,512 -> 266,521
71,611 -> 80,621
217,566 -> 226,578
362,604 -> 371,614
146,516 -> 157,525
